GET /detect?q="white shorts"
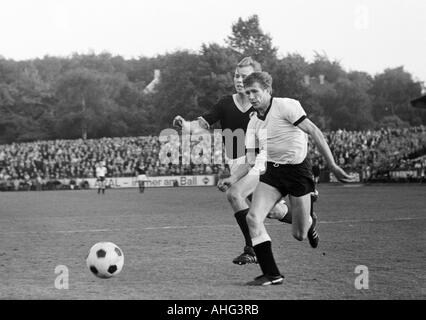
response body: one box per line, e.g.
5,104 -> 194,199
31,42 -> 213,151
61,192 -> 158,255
226,156 -> 247,175
137,175 -> 148,182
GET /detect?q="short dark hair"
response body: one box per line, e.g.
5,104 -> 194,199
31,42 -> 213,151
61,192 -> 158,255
237,57 -> 262,72
243,71 -> 273,92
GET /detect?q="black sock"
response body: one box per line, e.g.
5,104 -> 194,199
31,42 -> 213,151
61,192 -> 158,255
234,209 -> 251,247
253,241 -> 281,277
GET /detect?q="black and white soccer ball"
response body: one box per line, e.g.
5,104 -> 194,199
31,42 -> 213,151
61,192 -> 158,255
86,242 -> 124,279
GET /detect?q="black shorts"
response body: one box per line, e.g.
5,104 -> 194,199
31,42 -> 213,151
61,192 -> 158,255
260,158 -> 315,197
97,177 -> 105,182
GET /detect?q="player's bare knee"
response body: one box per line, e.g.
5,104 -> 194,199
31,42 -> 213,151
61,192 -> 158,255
226,186 -> 243,204
267,208 -> 281,219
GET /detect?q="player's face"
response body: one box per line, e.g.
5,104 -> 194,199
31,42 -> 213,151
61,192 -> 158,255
234,66 -> 255,93
244,82 -> 270,109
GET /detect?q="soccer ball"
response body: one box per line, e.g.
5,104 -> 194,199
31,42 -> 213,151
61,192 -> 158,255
86,242 -> 124,279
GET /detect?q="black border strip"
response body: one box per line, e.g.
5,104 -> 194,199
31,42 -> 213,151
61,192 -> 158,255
293,115 -> 307,126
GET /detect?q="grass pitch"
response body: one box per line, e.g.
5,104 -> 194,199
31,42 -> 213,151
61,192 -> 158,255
0,184 -> 425,299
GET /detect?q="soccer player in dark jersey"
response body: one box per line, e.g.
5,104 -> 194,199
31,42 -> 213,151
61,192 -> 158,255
135,162 -> 148,193
173,57 -> 289,265
312,160 -> 321,184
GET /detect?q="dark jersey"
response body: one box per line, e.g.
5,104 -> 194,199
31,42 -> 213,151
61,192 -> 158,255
201,95 -> 254,159
136,167 -> 146,175
312,165 -> 320,177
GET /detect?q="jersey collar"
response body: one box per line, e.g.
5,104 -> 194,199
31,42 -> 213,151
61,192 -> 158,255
232,94 -> 253,113
256,96 -> 273,121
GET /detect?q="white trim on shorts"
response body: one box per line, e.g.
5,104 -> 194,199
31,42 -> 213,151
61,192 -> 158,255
137,175 -> 148,182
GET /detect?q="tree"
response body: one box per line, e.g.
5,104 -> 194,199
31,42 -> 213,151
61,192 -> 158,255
55,68 -> 126,139
307,81 -> 337,130
377,115 -> 410,129
370,66 -> 424,125
197,43 -> 239,110
0,61 -> 55,143
144,51 -> 206,130
271,53 -> 310,101
330,75 -> 374,130
309,52 -> 346,83
68,52 -> 117,74
226,15 -> 277,66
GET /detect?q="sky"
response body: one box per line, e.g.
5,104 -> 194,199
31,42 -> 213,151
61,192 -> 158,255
0,0 -> 425,83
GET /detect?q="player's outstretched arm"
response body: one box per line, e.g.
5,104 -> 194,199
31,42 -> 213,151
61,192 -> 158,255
297,118 -> 356,183
217,162 -> 252,192
329,165 -> 356,183
217,148 -> 266,192
172,115 -> 209,134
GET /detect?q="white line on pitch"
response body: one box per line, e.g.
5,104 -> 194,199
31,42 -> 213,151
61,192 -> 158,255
1,216 -> 425,235
319,217 -> 426,224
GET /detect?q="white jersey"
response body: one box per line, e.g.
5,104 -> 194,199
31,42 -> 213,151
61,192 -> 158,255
245,97 -> 308,165
96,166 -> 107,178
246,112 -> 267,151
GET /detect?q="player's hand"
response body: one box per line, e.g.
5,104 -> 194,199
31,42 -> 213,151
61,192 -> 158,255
173,115 -> 191,132
173,115 -> 185,128
217,177 -> 234,192
330,164 -> 357,183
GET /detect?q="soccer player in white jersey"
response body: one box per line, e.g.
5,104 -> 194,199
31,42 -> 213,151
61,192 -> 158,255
173,57 -> 289,265
218,113 -> 320,249
241,72 -> 355,286
95,161 -> 107,195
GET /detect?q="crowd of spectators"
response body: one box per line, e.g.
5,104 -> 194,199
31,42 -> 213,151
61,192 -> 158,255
309,126 -> 426,182
1,126 -> 425,190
